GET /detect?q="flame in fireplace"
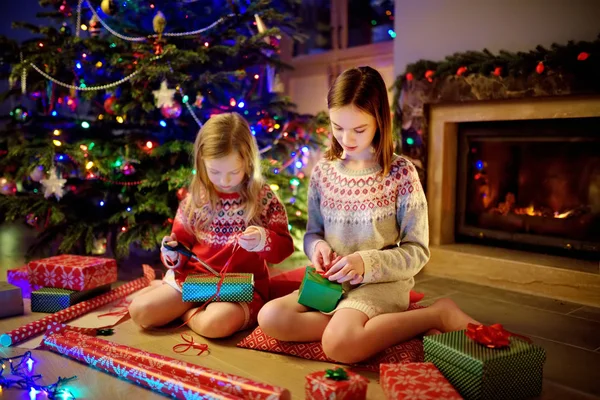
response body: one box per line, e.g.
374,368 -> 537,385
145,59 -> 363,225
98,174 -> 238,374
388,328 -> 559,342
554,209 -> 575,219
517,204 -> 543,217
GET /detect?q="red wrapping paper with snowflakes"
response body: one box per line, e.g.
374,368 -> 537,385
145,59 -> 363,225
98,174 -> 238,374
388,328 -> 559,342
0,265 -> 155,348
305,368 -> 368,400
380,362 -> 463,400
7,265 -> 41,298
28,255 -> 117,291
42,325 -> 291,400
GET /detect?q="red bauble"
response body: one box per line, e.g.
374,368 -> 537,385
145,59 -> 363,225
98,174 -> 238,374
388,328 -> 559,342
405,72 -> 414,81
577,52 -> 589,61
425,70 -> 435,82
176,187 -> 188,201
104,96 -> 118,115
161,102 -> 182,119
493,67 -> 503,77
535,62 -> 545,74
456,66 -> 468,76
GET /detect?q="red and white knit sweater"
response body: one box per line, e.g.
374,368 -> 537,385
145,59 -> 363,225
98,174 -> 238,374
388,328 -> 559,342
162,185 -> 294,302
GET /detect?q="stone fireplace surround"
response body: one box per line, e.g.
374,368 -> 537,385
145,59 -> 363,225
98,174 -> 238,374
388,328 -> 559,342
424,95 -> 600,307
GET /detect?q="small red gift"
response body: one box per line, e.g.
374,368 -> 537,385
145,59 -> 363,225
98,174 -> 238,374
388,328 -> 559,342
7,265 -> 41,298
305,368 -> 368,400
380,362 -> 462,400
28,255 -> 117,291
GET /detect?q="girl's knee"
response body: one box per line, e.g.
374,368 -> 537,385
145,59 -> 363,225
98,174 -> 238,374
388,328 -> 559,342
188,308 -> 243,338
257,300 -> 290,338
322,326 -> 362,364
129,297 -> 156,329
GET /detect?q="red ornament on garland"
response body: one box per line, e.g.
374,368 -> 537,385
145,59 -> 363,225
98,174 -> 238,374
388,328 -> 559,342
104,95 -> 118,115
535,62 -> 545,74
577,52 -> 589,61
493,67 -> 503,77
161,102 -> 182,119
456,66 -> 468,76
176,187 -> 188,201
405,72 -> 414,81
425,70 -> 435,82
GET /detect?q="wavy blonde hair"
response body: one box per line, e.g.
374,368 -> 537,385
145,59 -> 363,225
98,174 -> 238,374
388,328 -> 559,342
185,112 -> 264,233
325,66 -> 394,176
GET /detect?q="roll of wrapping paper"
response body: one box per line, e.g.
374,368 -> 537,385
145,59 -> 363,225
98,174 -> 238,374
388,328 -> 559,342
43,325 -> 291,400
0,265 -> 156,348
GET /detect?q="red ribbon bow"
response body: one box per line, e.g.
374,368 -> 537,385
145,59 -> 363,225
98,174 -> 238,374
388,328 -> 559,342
466,323 -> 531,349
173,333 -> 209,356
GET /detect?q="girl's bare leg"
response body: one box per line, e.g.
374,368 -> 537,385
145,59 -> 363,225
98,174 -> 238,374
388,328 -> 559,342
129,284 -> 194,328
258,291 -> 331,342
322,298 -> 479,364
183,302 -> 247,338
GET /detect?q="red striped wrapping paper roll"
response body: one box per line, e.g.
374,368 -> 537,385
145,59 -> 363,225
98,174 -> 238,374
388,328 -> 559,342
0,265 -> 156,347
42,325 -> 291,400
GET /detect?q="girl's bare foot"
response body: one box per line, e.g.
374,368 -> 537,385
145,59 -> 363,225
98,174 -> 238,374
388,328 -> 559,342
430,298 -> 480,332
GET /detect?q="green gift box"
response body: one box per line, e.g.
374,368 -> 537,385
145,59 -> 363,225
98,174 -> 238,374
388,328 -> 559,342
31,284 -> 112,313
424,330 -> 546,400
182,273 -> 254,302
297,266 -> 343,313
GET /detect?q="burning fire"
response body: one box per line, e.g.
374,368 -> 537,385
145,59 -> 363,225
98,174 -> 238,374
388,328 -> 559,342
513,204 -> 575,219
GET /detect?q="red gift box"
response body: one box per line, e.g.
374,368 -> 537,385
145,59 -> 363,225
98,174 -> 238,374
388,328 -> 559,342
28,255 -> 117,291
7,265 -> 41,298
306,368 -> 368,400
380,362 -> 462,400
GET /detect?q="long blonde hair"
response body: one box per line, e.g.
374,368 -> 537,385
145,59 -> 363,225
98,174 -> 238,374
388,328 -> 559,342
186,112 -> 264,231
325,66 -> 394,176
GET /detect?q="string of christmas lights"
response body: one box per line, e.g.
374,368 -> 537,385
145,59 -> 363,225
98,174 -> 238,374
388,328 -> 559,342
0,351 -> 77,399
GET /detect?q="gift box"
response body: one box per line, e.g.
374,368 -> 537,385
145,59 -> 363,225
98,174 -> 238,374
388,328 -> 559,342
31,284 -> 112,313
424,329 -> 546,400
6,265 -> 41,298
0,282 -> 24,318
182,273 -> 254,302
380,362 -> 462,399
28,255 -> 117,291
305,368 -> 368,400
297,266 -> 343,312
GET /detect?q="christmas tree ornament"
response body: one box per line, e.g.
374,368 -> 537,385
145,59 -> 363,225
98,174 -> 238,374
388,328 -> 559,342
493,66 -> 503,76
176,187 -> 188,201
153,80 -> 175,108
456,66 -> 468,76
161,101 -> 182,119
153,11 -> 167,40
577,52 -> 589,61
10,105 -> 31,124
92,236 -> 107,255
101,0 -> 117,15
425,70 -> 435,82
254,13 -> 279,93
59,24 -> 71,36
194,93 -> 204,108
536,62 -> 545,74
29,166 -> 45,182
153,40 -> 164,55
58,0 -> 72,16
104,95 -> 118,115
405,72 -> 414,81
89,14 -> 101,37
0,178 -> 17,195
26,213 -> 39,227
122,162 -> 135,175
40,169 -> 67,200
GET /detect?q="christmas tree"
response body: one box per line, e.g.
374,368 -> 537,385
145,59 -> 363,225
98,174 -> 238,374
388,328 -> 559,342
0,0 -> 328,271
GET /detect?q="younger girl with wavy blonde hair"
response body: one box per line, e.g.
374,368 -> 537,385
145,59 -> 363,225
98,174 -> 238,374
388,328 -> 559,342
129,112 -> 294,338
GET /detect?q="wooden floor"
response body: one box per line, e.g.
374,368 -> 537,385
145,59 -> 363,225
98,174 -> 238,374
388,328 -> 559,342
1,223 -> 600,399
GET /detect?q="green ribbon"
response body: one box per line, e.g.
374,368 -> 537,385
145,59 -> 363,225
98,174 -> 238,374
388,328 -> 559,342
325,367 -> 348,381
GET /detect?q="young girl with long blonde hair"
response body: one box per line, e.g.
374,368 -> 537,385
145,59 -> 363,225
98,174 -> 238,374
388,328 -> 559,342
129,112 -> 294,338
258,67 -> 478,363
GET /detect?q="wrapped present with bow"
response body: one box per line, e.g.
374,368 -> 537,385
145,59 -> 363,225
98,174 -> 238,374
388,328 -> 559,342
297,266 -> 343,312
31,284 -> 112,313
424,323 -> 546,400
380,362 -> 462,400
305,368 -> 368,400
7,265 -> 41,298
182,273 -> 254,302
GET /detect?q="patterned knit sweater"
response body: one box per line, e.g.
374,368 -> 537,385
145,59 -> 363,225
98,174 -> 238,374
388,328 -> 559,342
304,155 -> 430,318
163,185 -> 294,302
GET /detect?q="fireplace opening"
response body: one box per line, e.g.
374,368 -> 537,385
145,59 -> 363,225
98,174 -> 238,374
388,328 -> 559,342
456,118 -> 600,259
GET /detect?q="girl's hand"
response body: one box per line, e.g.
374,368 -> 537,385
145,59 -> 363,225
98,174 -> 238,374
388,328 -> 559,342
239,226 -> 261,251
161,233 -> 180,268
325,253 -> 365,284
312,241 -> 334,272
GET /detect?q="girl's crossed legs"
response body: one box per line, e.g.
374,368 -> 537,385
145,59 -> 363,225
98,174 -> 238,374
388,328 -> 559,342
128,283 -> 252,338
258,292 -> 478,364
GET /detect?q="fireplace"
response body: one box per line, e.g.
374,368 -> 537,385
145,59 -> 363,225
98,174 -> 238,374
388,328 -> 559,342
456,118 -> 600,258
